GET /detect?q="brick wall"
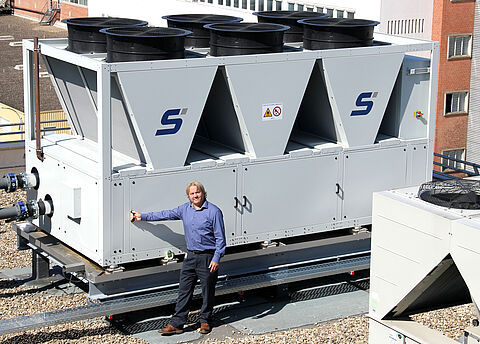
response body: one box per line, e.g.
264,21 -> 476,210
12,0 -> 87,22
432,0 -> 475,170
59,2 -> 87,20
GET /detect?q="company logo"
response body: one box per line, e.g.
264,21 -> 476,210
350,92 -> 378,116
155,108 -> 187,136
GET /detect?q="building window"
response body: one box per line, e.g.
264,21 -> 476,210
288,3 -> 295,10
448,35 -> 472,59
250,0 -> 255,10
61,0 -> 88,5
337,10 -> 344,18
316,7 -> 324,13
297,4 -> 304,11
234,0 -> 239,7
218,0 -> 224,4
242,0 -> 247,8
258,0 -> 264,10
267,0 -> 273,10
441,148 -> 465,171
326,8 -> 334,17
306,6 -> 313,12
276,1 -> 282,10
347,11 -> 354,18
445,91 -> 469,115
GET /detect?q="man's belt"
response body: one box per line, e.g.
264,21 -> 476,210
189,249 -> 215,254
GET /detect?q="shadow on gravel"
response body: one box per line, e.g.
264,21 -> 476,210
0,279 -> 67,298
0,324 -> 120,344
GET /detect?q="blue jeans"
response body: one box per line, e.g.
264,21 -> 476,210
169,251 -> 218,327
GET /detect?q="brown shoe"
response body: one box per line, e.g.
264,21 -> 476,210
158,324 -> 184,335
199,322 -> 211,334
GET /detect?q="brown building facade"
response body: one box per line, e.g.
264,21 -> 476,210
11,0 -> 87,23
432,0 -> 475,173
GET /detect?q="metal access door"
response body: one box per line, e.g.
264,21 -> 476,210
342,146 -> 408,221
240,154 -> 340,240
129,166 -> 238,255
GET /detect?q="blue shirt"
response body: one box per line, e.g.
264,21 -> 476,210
141,200 -> 226,263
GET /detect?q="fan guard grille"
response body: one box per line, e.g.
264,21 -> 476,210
418,180 -> 480,209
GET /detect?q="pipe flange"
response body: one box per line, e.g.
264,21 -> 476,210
7,173 -> 17,192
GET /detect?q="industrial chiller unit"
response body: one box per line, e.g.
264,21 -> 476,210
13,23 -> 439,298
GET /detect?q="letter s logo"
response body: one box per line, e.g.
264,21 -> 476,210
155,108 -> 185,136
350,92 -> 376,116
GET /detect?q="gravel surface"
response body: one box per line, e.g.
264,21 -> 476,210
0,190 -> 30,270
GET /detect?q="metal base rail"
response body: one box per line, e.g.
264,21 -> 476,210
0,255 -> 369,336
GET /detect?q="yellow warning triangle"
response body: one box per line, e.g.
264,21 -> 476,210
264,108 -> 272,117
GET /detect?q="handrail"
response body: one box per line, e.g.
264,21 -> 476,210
434,152 -> 480,175
0,118 -> 70,141
433,152 -> 480,180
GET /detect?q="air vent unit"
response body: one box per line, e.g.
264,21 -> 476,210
62,17 -> 148,54
205,22 -> 289,56
253,10 -> 328,42
163,14 -> 243,48
418,180 -> 480,209
299,18 -> 379,50
100,27 -> 192,62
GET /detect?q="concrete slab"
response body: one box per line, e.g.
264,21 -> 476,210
0,266 -> 30,280
221,289 -> 368,334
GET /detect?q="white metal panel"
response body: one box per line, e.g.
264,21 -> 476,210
450,219 -> 480,310
342,145 -> 408,220
116,66 -> 217,170
28,154 -> 102,264
322,53 -> 404,147
370,191 -> 455,320
408,142 -> 429,186
225,59 -> 315,158
241,154 -> 339,238
45,56 -> 96,140
381,55 -> 431,140
128,166 -> 237,261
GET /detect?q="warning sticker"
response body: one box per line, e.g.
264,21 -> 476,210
262,103 -> 283,121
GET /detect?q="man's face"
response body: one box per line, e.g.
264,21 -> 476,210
188,185 -> 204,207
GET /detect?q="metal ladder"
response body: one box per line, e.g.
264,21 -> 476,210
39,0 -> 60,26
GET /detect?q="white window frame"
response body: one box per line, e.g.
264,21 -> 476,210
447,34 -> 472,59
441,148 -> 465,172
444,91 -> 469,115
60,0 -> 88,5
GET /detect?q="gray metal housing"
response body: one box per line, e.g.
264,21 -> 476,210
22,34 -> 439,267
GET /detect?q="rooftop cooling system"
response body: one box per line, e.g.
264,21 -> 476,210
369,180 -> 480,343
9,13 -> 439,298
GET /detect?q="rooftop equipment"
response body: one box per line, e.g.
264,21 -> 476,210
299,18 -> 379,50
253,10 -> 329,42
100,27 -> 192,62
62,17 -> 148,54
205,22 -> 290,56
369,180 -> 480,343
12,17 -> 439,298
163,14 -> 243,48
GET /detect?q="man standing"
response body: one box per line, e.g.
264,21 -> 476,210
130,181 -> 226,335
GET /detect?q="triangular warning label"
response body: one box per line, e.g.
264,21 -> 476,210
264,108 -> 272,117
